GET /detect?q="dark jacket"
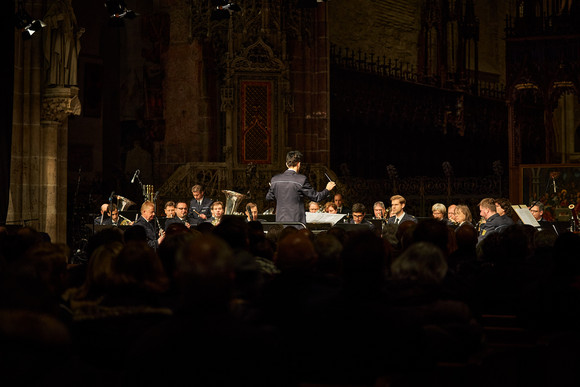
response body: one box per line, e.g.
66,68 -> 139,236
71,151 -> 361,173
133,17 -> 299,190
388,213 -> 418,225
188,196 -> 214,225
133,216 -> 159,249
266,169 -> 330,224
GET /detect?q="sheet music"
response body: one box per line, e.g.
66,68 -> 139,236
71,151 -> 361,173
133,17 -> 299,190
306,212 -> 345,226
511,205 -> 541,228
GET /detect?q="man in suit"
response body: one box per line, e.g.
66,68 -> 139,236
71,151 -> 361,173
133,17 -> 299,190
333,193 -> 350,215
387,195 -> 417,226
133,201 -> 165,249
266,150 -> 336,225
530,202 -> 552,230
189,184 -> 213,226
165,201 -> 191,229
349,203 -> 375,231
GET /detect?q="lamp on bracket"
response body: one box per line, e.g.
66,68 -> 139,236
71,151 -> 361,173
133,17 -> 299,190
104,0 -> 138,19
14,0 -> 46,40
211,0 -> 242,21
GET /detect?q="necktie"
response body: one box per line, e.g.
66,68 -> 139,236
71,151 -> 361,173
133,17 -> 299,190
395,218 -> 399,224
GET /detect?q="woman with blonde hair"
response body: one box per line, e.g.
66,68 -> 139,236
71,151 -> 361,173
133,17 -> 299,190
454,205 -> 473,227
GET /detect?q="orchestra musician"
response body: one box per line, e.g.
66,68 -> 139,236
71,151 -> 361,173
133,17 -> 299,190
206,201 -> 225,226
106,204 -> 132,226
133,201 -> 165,249
93,203 -> 110,225
165,201 -> 191,229
189,185 -> 213,226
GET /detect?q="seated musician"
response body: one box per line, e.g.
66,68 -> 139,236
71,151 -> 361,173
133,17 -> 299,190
104,204 -> 132,226
245,202 -> 259,222
348,203 -> 375,231
206,201 -> 225,226
165,201 -> 191,229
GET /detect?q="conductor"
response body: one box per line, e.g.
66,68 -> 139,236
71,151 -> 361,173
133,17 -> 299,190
266,150 -> 336,224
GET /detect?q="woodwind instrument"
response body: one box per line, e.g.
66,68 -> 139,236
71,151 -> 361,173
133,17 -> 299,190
155,215 -> 165,237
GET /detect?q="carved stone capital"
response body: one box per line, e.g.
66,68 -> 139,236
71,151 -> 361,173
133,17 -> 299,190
41,86 -> 82,123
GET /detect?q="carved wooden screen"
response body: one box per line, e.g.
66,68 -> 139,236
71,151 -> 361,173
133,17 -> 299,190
240,80 -> 272,164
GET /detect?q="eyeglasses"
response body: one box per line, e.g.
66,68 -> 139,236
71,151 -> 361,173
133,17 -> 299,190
352,214 -> 364,218
530,210 -> 539,213
176,207 -> 187,210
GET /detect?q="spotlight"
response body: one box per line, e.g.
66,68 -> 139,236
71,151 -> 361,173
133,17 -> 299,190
14,1 -> 45,40
104,0 -> 138,19
211,1 -> 242,21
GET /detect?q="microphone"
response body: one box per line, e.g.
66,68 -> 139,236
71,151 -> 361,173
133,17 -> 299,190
108,191 -> 115,202
553,177 -> 557,193
131,169 -> 140,184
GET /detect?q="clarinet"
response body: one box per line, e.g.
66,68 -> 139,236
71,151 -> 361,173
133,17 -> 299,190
154,216 -> 165,237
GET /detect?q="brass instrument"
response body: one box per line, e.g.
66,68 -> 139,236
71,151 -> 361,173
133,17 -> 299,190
116,195 -> 136,211
143,185 -> 155,202
222,190 -> 246,215
119,214 -> 133,226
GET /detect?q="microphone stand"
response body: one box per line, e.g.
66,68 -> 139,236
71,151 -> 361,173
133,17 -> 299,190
529,176 -> 553,212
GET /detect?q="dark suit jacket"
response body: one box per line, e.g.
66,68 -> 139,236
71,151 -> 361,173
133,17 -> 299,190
164,217 -> 189,229
387,212 -> 417,225
337,206 -> 351,215
133,216 -> 160,249
188,196 -> 214,225
348,218 -> 375,231
266,169 -> 330,224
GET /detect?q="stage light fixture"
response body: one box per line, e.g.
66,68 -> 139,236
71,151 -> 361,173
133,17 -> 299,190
104,0 -> 138,19
211,1 -> 242,21
14,1 -> 45,40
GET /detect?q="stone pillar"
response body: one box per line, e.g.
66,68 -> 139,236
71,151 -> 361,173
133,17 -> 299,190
40,87 -> 80,242
288,5 -> 330,166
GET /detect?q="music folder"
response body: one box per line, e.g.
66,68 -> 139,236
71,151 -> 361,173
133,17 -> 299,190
511,205 -> 541,228
305,212 -> 345,226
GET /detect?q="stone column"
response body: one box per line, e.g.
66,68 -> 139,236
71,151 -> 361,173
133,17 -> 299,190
40,86 -> 80,242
